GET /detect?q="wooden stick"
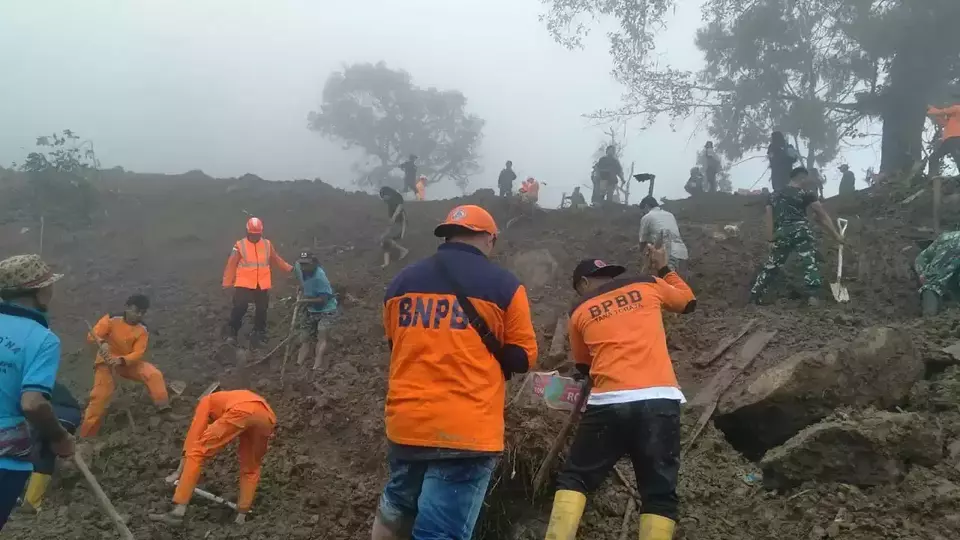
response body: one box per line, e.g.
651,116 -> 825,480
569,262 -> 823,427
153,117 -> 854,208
254,334 -> 294,366
279,294 -> 302,381
74,453 -> 135,540
39,215 -> 45,255
693,319 -> 756,367
532,381 -> 591,494
618,498 -> 637,540
684,330 -> 777,456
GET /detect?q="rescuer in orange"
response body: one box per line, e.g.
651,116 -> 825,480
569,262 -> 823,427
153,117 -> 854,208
373,204 -> 538,540
929,95 -> 960,170
544,248 -> 696,540
222,217 -> 293,348
415,175 -> 427,201
150,389 -> 276,525
79,294 -> 169,438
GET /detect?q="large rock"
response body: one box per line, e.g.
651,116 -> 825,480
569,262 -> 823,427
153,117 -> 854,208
760,411 -> 941,489
510,249 -> 558,290
715,326 -> 922,460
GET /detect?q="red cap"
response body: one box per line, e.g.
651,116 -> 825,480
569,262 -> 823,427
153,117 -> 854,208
433,205 -> 498,237
246,217 -> 264,234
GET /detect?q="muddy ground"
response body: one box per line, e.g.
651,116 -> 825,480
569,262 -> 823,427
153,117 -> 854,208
1,168 -> 959,539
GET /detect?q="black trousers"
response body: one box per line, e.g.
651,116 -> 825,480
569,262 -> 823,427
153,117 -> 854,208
931,136 -> 960,168
499,183 -> 511,197
229,287 -> 269,335
556,399 -> 681,521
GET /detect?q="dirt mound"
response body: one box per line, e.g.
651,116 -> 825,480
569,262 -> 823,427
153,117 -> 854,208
1,171 -> 958,539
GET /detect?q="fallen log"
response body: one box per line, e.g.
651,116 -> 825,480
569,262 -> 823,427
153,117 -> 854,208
684,330 -> 777,456
531,380 -> 591,494
693,319 -> 756,368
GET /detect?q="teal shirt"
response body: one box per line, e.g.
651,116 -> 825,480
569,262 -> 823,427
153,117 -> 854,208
295,262 -> 338,314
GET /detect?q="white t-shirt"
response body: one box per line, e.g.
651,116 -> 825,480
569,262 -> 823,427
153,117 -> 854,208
639,207 -> 688,260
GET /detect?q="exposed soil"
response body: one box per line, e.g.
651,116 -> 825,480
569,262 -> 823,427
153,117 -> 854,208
1,168 -> 959,539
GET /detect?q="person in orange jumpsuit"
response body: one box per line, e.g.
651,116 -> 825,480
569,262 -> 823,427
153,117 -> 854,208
415,175 -> 427,201
150,389 -> 276,525
222,217 -> 293,349
79,294 -> 169,437
929,95 -> 960,170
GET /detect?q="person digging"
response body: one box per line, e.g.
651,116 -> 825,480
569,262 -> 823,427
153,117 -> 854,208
150,389 -> 276,526
915,230 -> 960,317
294,250 -> 338,371
379,186 -> 409,268
544,248 -> 696,540
749,167 -> 844,307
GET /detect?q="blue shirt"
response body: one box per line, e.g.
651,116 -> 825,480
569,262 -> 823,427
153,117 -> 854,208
295,262 -> 338,314
0,303 -> 61,471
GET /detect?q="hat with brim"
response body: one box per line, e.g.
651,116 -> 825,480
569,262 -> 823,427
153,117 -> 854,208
0,254 -> 64,292
572,259 -> 626,289
434,205 -> 498,238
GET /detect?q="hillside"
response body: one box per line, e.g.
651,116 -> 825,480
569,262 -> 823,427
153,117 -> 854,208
2,168 -> 959,540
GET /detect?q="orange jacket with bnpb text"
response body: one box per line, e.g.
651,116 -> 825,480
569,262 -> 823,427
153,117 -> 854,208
383,243 -> 538,452
222,238 -> 292,290
569,269 -> 695,396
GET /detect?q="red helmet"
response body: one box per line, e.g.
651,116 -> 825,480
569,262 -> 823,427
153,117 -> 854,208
246,217 -> 264,234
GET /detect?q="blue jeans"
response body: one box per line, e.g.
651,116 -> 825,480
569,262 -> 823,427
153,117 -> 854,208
0,468 -> 31,530
377,455 -> 497,539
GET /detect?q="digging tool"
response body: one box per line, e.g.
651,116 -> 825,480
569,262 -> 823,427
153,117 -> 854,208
168,380 -> 187,396
83,320 -> 136,429
74,452 -> 135,540
279,292 -> 303,381
532,379 -> 591,494
170,480 -> 239,511
830,218 -> 850,303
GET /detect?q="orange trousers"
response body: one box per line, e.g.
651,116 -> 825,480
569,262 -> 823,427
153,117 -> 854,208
173,403 -> 275,512
79,362 -> 169,437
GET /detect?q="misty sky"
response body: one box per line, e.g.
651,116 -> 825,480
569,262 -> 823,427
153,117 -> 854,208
0,0 -> 881,205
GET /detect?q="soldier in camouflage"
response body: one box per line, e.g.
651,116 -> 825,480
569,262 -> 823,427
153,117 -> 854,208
915,230 -> 960,317
750,167 -> 845,306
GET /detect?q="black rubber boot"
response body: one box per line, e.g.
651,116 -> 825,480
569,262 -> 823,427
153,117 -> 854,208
921,290 -> 941,317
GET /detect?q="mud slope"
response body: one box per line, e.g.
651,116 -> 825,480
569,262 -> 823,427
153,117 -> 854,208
1,170 -> 957,540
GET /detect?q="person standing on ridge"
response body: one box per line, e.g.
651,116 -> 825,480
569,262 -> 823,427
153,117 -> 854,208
151,389 -> 276,526
379,186 -> 410,268
22,381 -> 82,513
399,154 -> 418,193
700,141 -> 721,193
79,294 -> 169,437
372,205 -> 538,540
594,145 -> 624,205
767,131 -> 800,192
415,175 -> 427,201
222,217 -> 293,349
638,196 -> 689,279
544,248 -> 696,540
498,160 -> 517,197
928,95 -> 960,170
838,164 -> 856,196
0,254 -> 74,529
750,167 -> 844,307
294,250 -> 338,371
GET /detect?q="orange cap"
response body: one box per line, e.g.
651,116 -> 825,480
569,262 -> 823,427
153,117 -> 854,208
433,205 -> 498,237
246,217 -> 264,234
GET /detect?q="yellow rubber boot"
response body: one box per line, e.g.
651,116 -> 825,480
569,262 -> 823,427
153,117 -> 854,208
638,513 -> 676,540
23,472 -> 52,511
544,490 -> 587,540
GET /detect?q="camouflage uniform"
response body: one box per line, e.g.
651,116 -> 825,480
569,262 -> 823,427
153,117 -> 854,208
915,231 -> 960,297
750,187 -> 822,300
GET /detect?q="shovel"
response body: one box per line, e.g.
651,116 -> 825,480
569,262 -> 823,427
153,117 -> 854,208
831,218 -> 850,303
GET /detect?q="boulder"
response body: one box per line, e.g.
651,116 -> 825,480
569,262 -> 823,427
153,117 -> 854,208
715,326 -> 922,460
761,411 -> 941,489
510,249 -> 559,290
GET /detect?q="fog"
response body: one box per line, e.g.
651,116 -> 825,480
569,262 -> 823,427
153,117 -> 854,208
0,0 -> 877,204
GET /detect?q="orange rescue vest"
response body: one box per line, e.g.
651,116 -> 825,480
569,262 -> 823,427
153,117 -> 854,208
232,238 -> 275,290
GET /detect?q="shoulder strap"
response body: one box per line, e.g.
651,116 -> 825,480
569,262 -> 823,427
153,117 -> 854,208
433,254 -> 503,359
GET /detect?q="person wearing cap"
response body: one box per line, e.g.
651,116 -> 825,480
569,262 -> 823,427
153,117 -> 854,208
638,196 -> 689,279
838,164 -> 856,196
79,294 -> 170,438
544,249 -> 696,540
373,205 -> 538,540
222,217 -> 293,348
294,251 -> 338,371
0,254 -> 74,529
379,186 -> 410,268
